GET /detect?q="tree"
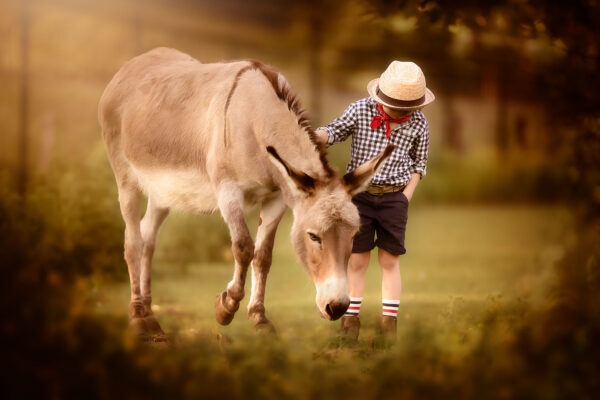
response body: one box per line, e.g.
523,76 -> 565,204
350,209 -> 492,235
18,0 -> 30,197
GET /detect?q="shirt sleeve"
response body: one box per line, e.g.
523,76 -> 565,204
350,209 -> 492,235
408,117 -> 429,178
318,102 -> 358,146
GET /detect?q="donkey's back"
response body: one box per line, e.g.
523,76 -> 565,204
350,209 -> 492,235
99,47 -> 268,213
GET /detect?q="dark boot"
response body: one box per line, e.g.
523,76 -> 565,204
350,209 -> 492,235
340,315 -> 360,340
380,315 -> 397,343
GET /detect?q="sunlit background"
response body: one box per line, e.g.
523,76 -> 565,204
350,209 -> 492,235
1,0 -> 598,399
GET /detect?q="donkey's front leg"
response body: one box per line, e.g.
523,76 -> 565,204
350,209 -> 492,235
215,182 -> 255,325
247,195 -> 286,332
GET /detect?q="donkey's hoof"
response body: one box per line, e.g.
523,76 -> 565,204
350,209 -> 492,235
151,335 -> 168,343
144,315 -> 165,336
253,320 -> 277,336
129,317 -> 149,337
215,291 -> 237,326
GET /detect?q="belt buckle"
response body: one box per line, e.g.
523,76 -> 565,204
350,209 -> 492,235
367,184 -> 404,195
367,185 -> 385,195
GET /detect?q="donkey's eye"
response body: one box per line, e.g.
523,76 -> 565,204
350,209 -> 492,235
308,232 -> 321,243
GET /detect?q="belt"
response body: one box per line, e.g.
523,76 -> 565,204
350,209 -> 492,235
366,184 -> 406,196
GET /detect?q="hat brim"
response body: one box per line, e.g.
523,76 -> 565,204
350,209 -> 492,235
367,78 -> 435,110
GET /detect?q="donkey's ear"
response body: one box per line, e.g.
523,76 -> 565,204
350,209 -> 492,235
266,146 -> 315,197
343,144 -> 396,196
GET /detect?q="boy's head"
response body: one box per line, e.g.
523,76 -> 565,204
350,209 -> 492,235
367,61 -> 435,112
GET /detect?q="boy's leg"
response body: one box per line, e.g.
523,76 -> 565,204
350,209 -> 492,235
373,191 -> 409,342
348,192 -> 377,303
342,192 -> 376,340
378,249 -> 401,341
341,251 -> 370,339
378,249 -> 401,301
348,252 -> 371,298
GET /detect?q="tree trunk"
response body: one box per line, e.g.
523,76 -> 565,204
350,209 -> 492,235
308,12 -> 322,125
495,67 -> 509,157
18,0 -> 30,197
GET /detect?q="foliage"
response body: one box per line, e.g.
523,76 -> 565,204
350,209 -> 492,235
0,173 -> 125,282
1,183 -> 598,399
0,1 -> 598,398
564,116 -> 600,223
417,151 -> 568,203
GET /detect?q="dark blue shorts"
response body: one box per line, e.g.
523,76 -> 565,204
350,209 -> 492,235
351,191 -> 409,256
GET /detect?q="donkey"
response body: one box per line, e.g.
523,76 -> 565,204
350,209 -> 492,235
98,47 -> 394,336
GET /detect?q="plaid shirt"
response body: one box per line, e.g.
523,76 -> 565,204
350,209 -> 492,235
320,97 -> 429,186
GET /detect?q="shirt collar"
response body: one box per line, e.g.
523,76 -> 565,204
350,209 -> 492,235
368,97 -> 416,128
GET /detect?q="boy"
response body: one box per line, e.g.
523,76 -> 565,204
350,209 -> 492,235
316,61 -> 435,341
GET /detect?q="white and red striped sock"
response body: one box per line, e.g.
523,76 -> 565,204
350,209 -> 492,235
382,299 -> 400,318
345,297 -> 362,317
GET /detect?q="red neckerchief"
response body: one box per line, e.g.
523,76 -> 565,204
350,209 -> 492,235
370,103 -> 411,138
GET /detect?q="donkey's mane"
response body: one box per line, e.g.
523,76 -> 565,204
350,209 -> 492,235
224,59 -> 335,178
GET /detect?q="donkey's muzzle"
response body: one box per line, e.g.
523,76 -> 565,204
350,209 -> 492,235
325,299 -> 350,321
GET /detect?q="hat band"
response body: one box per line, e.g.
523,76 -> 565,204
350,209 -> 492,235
376,86 -> 425,107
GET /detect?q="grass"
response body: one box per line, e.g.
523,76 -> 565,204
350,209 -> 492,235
6,185 -> 592,398
92,204 -> 571,352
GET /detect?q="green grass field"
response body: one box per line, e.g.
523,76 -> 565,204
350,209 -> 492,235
93,204 -> 571,352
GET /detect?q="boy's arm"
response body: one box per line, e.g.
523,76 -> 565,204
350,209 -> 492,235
402,173 -> 421,202
404,118 -> 429,202
316,102 -> 358,147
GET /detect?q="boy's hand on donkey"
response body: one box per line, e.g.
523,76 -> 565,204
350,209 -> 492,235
315,129 -> 329,146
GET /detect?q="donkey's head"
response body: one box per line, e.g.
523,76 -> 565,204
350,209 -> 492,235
267,144 -> 395,320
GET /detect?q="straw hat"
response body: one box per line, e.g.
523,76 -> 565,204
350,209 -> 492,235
367,61 -> 435,110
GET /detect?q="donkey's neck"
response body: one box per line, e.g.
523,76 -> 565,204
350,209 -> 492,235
263,121 -> 328,177
225,63 -> 336,206
238,63 -> 335,183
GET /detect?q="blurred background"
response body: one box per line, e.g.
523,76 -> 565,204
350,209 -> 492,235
0,0 -> 598,399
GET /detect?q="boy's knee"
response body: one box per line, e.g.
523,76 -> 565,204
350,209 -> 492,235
378,249 -> 399,270
349,261 -> 368,273
349,253 -> 370,273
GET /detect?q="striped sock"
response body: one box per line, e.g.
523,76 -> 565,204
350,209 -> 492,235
345,297 -> 362,316
382,299 -> 400,318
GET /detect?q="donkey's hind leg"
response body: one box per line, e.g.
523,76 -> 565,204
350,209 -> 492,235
214,181 -> 255,325
116,180 -> 148,336
139,197 -> 170,337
